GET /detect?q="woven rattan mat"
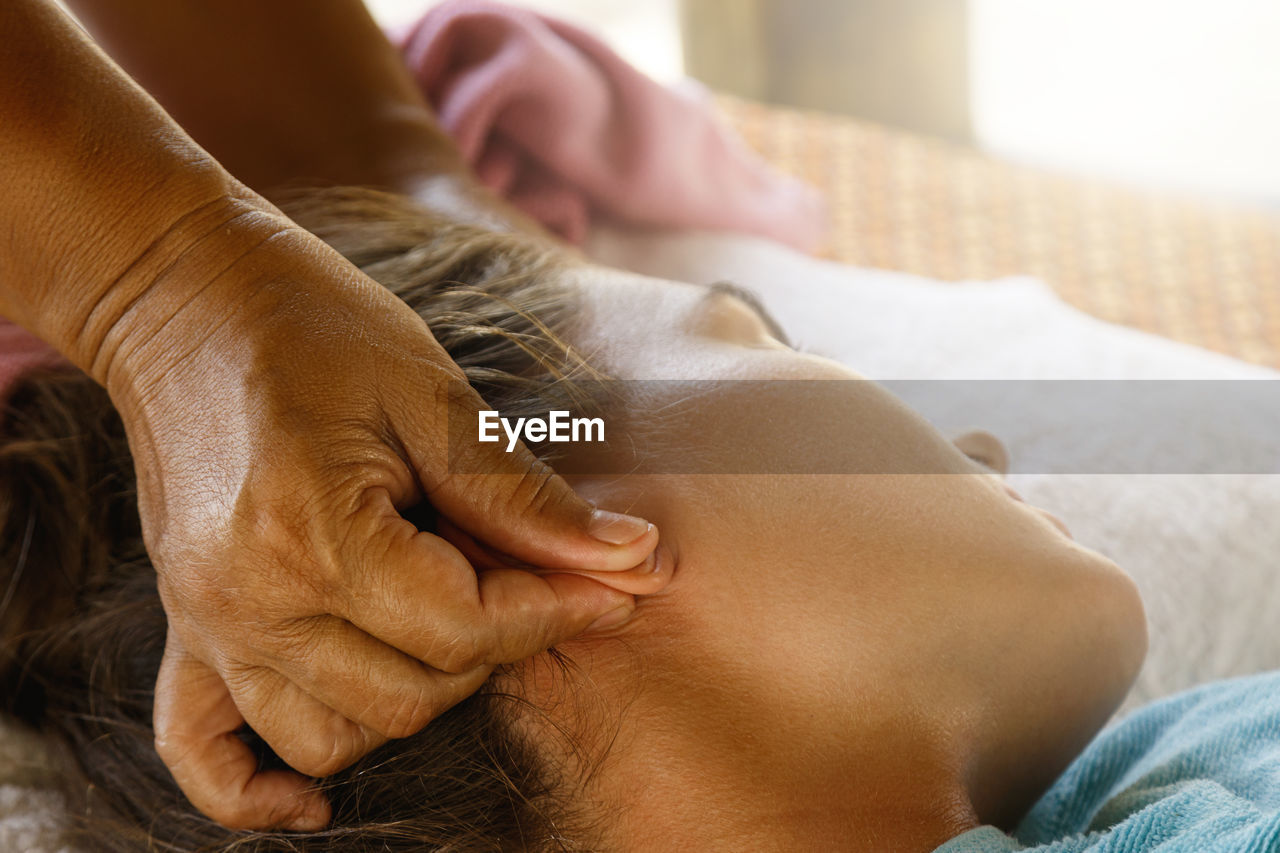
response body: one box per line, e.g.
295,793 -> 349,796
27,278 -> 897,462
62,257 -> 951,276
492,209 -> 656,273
718,96 -> 1280,368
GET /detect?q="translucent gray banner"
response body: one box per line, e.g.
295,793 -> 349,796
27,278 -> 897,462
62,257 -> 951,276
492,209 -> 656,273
447,379 -> 1280,474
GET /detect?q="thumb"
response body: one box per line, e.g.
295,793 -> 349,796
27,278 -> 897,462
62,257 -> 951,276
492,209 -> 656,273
415,382 -> 657,573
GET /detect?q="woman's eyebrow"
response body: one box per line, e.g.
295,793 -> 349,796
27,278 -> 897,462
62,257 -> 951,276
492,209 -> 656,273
704,280 -> 793,347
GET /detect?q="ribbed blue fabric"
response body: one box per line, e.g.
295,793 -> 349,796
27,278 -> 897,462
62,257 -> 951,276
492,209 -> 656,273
935,671 -> 1280,852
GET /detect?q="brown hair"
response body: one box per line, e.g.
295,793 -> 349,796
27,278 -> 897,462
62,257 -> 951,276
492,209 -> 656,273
0,188 -> 607,852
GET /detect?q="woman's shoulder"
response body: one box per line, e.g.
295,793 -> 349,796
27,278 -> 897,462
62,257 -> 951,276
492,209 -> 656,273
936,670 -> 1280,852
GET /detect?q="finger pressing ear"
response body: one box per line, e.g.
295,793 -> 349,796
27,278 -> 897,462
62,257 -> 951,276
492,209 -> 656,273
407,378 -> 659,573
340,506 -> 639,669
470,567 -> 646,658
438,515 -> 673,597
153,635 -> 331,832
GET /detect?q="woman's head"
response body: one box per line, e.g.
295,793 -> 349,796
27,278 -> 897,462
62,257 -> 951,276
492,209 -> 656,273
0,188 -> 1146,851
489,266 -> 1147,847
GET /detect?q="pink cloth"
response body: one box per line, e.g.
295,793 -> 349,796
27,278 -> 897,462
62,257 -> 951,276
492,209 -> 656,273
0,319 -> 66,412
395,0 -> 828,250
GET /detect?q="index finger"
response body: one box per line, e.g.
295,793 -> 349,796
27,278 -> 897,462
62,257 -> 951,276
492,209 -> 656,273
335,491 -> 639,673
395,375 -> 659,574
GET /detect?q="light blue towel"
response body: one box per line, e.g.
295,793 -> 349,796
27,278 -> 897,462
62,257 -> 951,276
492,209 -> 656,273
935,670 -> 1280,852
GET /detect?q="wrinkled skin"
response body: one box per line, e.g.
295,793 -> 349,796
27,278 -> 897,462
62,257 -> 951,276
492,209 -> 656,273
3,0 -> 661,830
117,207 -> 666,830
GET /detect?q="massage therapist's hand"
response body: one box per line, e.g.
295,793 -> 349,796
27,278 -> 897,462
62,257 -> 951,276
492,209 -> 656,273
120,204 -> 659,831
1,0 -> 659,832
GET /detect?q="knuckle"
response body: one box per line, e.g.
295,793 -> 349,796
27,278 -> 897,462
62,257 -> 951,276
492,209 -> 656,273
435,372 -> 477,414
434,632 -> 485,675
373,690 -> 437,740
279,730 -> 360,779
152,728 -> 189,767
518,464 -> 560,515
261,616 -> 326,672
488,591 -> 558,660
230,477 -> 359,598
218,660 -> 264,698
256,506 -> 341,592
154,553 -> 235,618
499,459 -> 559,515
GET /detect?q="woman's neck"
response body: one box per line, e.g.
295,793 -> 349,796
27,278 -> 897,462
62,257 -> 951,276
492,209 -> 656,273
590,709 -> 983,852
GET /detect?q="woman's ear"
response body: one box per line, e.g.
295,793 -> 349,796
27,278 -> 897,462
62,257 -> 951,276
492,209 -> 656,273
951,429 -> 1010,475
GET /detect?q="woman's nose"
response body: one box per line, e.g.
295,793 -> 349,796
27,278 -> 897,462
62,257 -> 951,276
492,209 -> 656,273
952,429 -> 1009,476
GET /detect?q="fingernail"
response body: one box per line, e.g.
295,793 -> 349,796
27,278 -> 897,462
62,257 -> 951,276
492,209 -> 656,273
588,509 -> 652,546
585,605 -> 634,634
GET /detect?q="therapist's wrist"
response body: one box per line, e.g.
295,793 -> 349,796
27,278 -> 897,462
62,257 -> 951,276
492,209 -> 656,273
7,162 -> 263,369
72,185 -> 296,404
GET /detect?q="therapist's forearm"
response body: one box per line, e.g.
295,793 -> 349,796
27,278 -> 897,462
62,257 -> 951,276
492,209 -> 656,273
63,0 -> 546,236
63,0 -> 469,197
0,0 -> 273,381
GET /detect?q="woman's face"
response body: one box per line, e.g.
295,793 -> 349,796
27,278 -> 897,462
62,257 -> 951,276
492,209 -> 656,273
490,266 -> 1148,846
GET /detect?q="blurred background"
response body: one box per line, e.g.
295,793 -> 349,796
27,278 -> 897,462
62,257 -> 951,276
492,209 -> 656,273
368,0 -> 1280,207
